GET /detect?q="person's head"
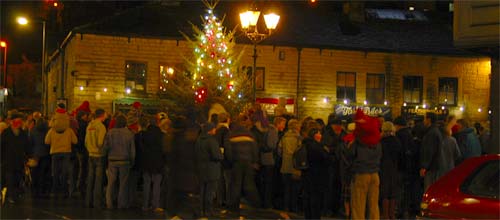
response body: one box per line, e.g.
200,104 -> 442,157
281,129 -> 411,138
274,116 -> 286,131
382,121 -> 395,137
315,118 -> 325,129
446,115 -> 457,126
330,118 -> 343,134
140,115 -> 152,130
307,127 -> 322,142
77,110 -> 90,121
347,123 -> 356,133
393,116 -> 407,130
456,118 -> 470,131
159,118 -> 171,133
32,111 -> 42,120
95,108 -> 106,120
114,115 -> 127,128
287,119 -> 300,132
424,112 -> 437,127
10,114 -> 24,130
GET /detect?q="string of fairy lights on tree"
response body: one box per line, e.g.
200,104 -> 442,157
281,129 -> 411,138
188,1 -> 241,103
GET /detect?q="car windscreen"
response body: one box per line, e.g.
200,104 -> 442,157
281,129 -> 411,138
460,159 -> 500,200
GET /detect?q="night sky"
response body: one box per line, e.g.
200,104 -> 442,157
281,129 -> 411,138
1,0 -> 452,64
0,1 -> 146,64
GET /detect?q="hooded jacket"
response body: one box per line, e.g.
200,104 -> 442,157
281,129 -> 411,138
50,110 -> 70,133
85,118 -> 107,157
45,127 -> 77,154
454,127 -> 482,159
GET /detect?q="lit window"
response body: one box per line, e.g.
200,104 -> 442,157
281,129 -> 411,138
366,74 -> 385,104
125,61 -> 147,94
403,76 -> 423,104
337,72 -> 356,103
439,77 -> 458,106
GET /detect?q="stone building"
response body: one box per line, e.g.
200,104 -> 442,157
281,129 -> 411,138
46,1 -> 492,123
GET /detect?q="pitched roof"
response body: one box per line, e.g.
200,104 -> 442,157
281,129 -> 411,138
71,1 -> 476,56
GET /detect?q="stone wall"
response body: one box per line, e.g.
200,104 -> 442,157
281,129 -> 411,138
47,33 -> 491,124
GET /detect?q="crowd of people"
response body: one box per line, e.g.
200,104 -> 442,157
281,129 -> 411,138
0,100 -> 491,219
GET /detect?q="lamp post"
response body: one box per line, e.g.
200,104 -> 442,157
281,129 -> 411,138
0,41 -> 7,114
0,41 -> 6,87
239,7 -> 280,102
17,17 -> 47,115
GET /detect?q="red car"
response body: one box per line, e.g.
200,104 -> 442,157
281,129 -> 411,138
420,154 -> 500,219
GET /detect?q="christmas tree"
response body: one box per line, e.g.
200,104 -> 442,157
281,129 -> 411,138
161,0 -> 252,119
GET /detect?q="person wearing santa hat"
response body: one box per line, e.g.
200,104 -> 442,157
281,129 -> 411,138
348,109 -> 382,220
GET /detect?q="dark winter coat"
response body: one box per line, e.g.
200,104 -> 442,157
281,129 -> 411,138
348,138 -> 382,174
380,135 -> 402,198
75,118 -> 89,153
396,127 -> 419,175
195,133 -> 223,181
420,124 -> 443,171
215,124 -> 231,168
322,126 -> 346,154
1,128 -> 30,171
302,138 -> 331,189
227,125 -> 258,163
454,128 -> 482,159
31,120 -> 50,158
140,125 -> 165,174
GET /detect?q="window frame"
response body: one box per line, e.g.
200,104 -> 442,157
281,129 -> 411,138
366,73 -> 385,104
438,77 -> 458,106
403,76 -> 423,104
336,71 -> 357,103
125,61 -> 147,94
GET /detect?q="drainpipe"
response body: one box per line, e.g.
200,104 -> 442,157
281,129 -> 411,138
60,49 -> 65,100
295,47 -> 302,118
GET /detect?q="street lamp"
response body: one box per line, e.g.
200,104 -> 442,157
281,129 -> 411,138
17,16 -> 47,115
239,7 -> 280,102
0,40 -> 6,87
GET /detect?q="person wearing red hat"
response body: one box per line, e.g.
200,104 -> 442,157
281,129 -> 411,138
348,109 -> 382,220
127,102 -> 143,133
46,105 -> 78,198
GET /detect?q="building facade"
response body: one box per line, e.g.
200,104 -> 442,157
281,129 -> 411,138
46,2 -> 492,124
46,32 -> 491,123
